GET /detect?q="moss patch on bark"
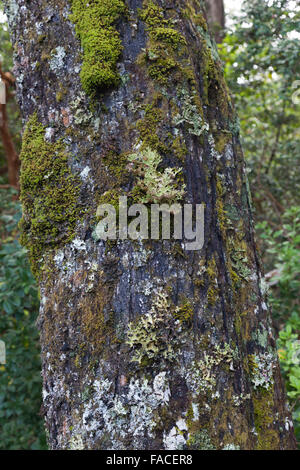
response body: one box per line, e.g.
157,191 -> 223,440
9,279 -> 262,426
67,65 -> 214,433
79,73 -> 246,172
19,114 -> 81,278
70,0 -> 126,96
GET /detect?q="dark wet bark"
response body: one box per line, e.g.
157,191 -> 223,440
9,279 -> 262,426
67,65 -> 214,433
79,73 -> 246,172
5,0 -> 296,450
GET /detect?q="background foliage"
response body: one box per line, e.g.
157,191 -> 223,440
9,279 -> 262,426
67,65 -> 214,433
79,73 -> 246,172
220,0 -> 300,442
0,5 -> 21,164
0,1 -> 46,449
0,188 -> 46,449
0,0 -> 299,449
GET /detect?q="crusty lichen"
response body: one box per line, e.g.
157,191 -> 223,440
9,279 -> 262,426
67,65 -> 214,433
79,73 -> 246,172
70,0 -> 126,95
19,114 -> 81,278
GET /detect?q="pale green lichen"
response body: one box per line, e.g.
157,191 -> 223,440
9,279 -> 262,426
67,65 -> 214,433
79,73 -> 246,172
70,92 -> 93,125
222,443 -> 240,450
49,46 -> 66,72
128,147 -> 185,203
69,434 -> 84,450
126,291 -> 189,366
173,89 -> 209,136
186,344 -> 236,394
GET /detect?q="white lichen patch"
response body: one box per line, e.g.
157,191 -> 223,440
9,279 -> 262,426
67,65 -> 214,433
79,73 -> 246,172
153,372 -> 171,404
191,403 -> 199,422
163,425 -> 186,450
223,443 -> 240,450
71,238 -> 86,252
69,434 -> 84,450
80,166 -> 91,180
49,47 -> 66,72
186,360 -> 214,393
185,344 -> 237,395
79,371 -> 172,449
249,352 -> 275,390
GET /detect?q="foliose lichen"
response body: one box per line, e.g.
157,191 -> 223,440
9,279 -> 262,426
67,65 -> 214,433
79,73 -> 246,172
128,147 -> 186,204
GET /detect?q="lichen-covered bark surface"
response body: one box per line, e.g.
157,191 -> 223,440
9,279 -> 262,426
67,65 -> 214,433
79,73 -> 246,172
5,0 -> 297,450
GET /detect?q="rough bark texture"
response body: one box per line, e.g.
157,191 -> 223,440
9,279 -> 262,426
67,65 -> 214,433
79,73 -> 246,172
205,0 -> 225,43
5,0 -> 296,450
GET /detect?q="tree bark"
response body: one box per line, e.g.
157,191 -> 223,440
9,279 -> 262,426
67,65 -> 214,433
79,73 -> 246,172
205,0 -> 225,43
5,0 -> 296,450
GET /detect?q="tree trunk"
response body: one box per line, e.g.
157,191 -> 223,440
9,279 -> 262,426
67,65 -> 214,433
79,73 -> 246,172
5,0 -> 296,450
205,0 -> 225,43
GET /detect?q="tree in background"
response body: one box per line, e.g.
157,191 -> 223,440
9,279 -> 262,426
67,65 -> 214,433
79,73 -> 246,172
205,0 -> 225,43
5,0 -> 296,450
220,0 -> 300,442
0,65 -> 19,188
0,5 -> 20,188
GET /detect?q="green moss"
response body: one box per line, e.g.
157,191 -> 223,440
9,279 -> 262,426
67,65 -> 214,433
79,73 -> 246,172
148,57 -> 177,84
56,91 -> 63,103
70,0 -> 126,96
171,135 -> 188,162
182,4 -> 208,32
19,114 -> 82,278
216,179 -> 227,236
138,1 -> 186,85
150,27 -> 186,48
138,1 -> 169,29
206,257 -> 219,305
173,298 -> 194,323
96,189 -> 121,214
136,101 -> 166,152
214,131 -> 232,154
102,150 -> 130,186
253,387 -> 280,450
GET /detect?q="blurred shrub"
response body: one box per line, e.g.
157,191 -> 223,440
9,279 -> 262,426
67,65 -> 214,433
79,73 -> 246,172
220,0 -> 300,445
0,188 -> 46,449
257,206 -> 300,441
